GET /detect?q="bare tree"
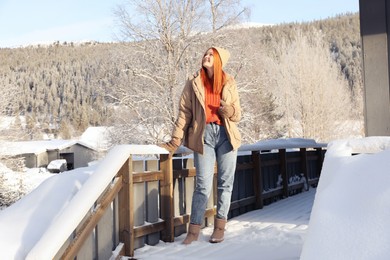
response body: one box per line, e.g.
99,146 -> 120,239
108,0 -> 249,144
208,0 -> 249,32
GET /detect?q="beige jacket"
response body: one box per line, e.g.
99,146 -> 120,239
172,71 -> 241,154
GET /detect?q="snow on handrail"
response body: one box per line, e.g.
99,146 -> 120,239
239,138 -> 327,151
175,138 -> 327,155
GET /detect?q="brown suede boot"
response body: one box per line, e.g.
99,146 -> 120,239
209,218 -> 227,243
183,224 -> 201,245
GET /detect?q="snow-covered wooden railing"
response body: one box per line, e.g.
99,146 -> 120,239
26,145 -> 170,259
25,139 -> 326,259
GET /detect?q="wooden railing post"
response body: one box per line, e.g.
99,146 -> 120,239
279,149 -> 289,198
145,160 -> 160,245
160,153 -> 174,242
300,148 -> 309,190
252,151 -> 264,209
316,148 -> 324,179
184,158 -> 195,226
118,157 -> 134,256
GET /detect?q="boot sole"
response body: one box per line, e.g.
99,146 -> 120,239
209,238 -> 224,243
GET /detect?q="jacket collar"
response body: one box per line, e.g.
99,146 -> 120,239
192,71 -> 205,109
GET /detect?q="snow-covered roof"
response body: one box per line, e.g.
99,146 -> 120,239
0,139 -> 94,156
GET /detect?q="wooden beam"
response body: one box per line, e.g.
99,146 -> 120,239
300,148 -> 309,191
279,149 -> 289,198
160,154 -> 174,242
62,177 -> 122,259
251,151 -> 263,209
118,158 -> 134,257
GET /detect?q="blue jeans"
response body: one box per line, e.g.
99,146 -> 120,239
190,123 -> 237,225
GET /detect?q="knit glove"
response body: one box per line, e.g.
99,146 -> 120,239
158,137 -> 181,153
218,100 -> 235,119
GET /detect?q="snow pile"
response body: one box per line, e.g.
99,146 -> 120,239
79,126 -> 113,151
301,136 -> 390,260
0,166 -> 95,259
0,163 -> 54,208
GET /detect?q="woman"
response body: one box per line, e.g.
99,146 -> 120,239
160,46 -> 241,244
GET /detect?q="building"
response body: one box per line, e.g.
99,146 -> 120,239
0,140 -> 97,170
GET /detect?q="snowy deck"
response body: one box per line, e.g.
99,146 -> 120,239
131,188 -> 316,260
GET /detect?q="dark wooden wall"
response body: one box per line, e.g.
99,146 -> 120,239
359,0 -> 390,136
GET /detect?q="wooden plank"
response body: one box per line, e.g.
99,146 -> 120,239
75,231 -> 94,260
235,162 -> 254,171
97,202 -> 114,260
173,157 -> 186,237
184,166 -> 195,227
262,188 -> 283,199
160,154 -> 174,242
133,171 -> 164,183
118,158 -> 133,257
131,153 -> 146,249
300,148 -> 309,191
145,160 -> 160,245
204,208 -> 216,218
260,159 -> 281,166
113,194 -> 119,250
173,168 -> 196,178
206,165 -> 217,226
62,177 -> 122,259
230,196 -> 256,210
289,182 -> 304,192
112,243 -> 125,260
172,207 -> 217,227
173,214 -> 190,226
251,151 -> 263,209
236,161 -> 247,215
133,160 -> 144,172
133,182 -> 145,248
279,149 -> 289,198
134,221 -> 165,238
308,178 -> 319,186
316,148 -> 324,176
174,177 -> 187,236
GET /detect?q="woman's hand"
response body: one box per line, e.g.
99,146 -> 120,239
158,137 -> 181,153
218,100 -> 235,119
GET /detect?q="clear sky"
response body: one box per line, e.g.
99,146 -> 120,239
0,0 -> 359,48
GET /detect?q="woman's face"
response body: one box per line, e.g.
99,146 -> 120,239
202,49 -> 214,70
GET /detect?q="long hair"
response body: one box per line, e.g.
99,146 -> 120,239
201,48 -> 226,95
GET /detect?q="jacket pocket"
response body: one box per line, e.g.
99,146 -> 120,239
224,120 -> 241,143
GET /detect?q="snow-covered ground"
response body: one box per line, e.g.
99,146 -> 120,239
133,188 -> 315,260
132,137 -> 390,260
0,137 -> 390,260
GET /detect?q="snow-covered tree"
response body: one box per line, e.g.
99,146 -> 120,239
268,29 -> 357,142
